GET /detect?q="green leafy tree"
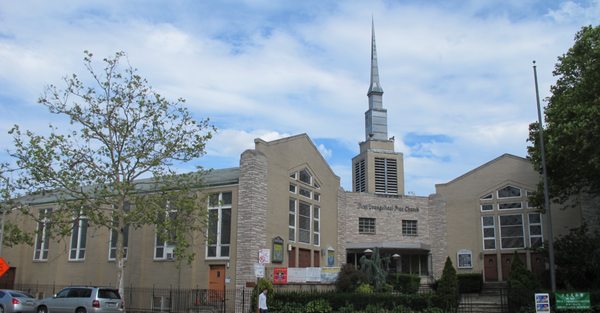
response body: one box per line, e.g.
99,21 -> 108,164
436,256 -> 459,311
527,25 -> 600,207
0,163 -> 34,251
507,254 -> 539,312
8,51 -> 214,297
551,224 -> 600,289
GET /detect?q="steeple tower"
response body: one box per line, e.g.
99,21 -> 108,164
352,20 -> 404,195
365,19 -> 388,141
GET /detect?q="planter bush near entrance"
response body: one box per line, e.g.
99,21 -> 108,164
387,273 -> 421,294
270,291 -> 435,312
457,273 -> 483,293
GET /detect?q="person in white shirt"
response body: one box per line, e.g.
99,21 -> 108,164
258,288 -> 268,313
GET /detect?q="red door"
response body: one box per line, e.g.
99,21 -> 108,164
208,265 -> 225,302
484,255 -> 498,282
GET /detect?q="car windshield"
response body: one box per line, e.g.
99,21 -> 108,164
98,289 -> 120,299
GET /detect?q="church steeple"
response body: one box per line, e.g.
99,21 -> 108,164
368,18 -> 383,97
353,19 -> 404,195
364,19 -> 388,141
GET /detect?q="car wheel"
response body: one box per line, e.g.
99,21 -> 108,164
37,306 -> 47,313
75,308 -> 86,313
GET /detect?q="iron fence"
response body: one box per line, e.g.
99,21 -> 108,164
7,283 -> 254,313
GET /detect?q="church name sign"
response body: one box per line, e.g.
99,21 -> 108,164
357,204 -> 419,213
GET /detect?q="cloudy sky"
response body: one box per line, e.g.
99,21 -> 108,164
1,0 -> 598,195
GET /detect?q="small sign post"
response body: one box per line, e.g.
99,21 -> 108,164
534,293 -> 550,313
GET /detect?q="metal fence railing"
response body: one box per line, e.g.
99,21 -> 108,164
5,283 -> 254,313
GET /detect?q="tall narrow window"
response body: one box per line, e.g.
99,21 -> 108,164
155,205 -> 177,260
374,158 -> 398,194
313,206 -> 320,246
34,208 -> 51,261
482,216 -> 496,250
528,213 -> 543,248
69,212 -> 88,261
206,192 -> 232,258
298,201 -> 311,244
289,199 -> 296,242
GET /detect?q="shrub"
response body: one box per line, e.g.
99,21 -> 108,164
336,263 -> 367,292
457,273 -> 483,293
306,299 -> 332,313
388,273 -> 421,294
435,256 -> 459,311
507,254 -> 539,312
356,283 -> 374,294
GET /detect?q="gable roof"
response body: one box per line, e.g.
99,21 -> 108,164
435,153 -> 531,187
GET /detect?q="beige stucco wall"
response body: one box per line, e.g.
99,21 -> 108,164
4,185 -> 239,289
253,134 -> 341,268
436,154 -> 584,279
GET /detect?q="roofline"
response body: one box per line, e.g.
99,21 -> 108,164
435,153 -> 530,187
254,133 -> 341,180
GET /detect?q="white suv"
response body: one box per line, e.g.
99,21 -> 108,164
37,287 -> 123,313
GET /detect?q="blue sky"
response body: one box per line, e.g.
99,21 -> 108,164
1,0 -> 599,195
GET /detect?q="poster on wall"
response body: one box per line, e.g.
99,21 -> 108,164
287,268 -> 305,283
327,249 -> 335,266
320,267 -> 340,283
272,237 -> 284,263
254,263 -> 265,278
258,249 -> 270,264
457,249 -> 473,268
273,267 -> 288,284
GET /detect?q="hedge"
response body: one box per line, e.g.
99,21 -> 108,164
271,291 -> 436,312
457,273 -> 483,293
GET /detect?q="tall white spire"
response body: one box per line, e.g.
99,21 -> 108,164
365,19 -> 388,141
368,18 -> 383,97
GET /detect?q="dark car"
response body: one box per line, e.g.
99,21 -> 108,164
37,287 -> 122,313
0,290 -> 38,313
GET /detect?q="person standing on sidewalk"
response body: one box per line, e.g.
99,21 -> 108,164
258,288 -> 268,313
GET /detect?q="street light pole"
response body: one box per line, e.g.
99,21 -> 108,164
533,61 -> 557,292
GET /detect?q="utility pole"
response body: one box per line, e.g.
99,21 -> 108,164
533,61 -> 556,292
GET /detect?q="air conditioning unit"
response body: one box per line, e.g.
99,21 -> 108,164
165,247 -> 175,260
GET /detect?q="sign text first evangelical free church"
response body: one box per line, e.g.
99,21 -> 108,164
357,204 -> 420,213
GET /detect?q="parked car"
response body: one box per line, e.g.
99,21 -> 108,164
0,289 -> 38,313
36,287 -> 122,313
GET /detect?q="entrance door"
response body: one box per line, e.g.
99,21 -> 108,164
501,253 -> 526,281
484,254 -> 498,281
0,267 -> 16,289
208,265 -> 225,302
530,253 -> 546,283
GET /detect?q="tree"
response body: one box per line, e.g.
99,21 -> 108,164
507,254 -> 539,312
436,256 -> 459,311
527,25 -> 600,207
551,224 -> 600,289
0,164 -> 34,254
9,51 -> 214,298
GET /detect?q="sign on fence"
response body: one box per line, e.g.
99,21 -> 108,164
534,293 -> 550,313
556,292 -> 591,310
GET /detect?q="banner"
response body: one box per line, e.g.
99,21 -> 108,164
556,292 -> 591,310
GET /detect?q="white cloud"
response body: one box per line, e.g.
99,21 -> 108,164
317,144 -> 333,159
206,128 -> 290,157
